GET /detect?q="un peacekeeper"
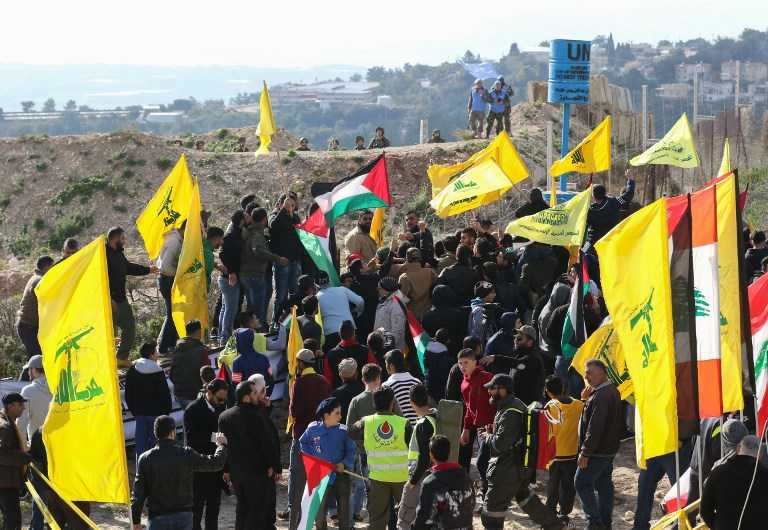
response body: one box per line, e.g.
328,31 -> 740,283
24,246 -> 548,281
480,374 -> 564,530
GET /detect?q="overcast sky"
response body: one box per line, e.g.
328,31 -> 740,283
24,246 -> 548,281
0,0 -> 762,67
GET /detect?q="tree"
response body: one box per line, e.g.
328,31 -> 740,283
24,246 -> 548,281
349,73 -> 363,82
21,101 -> 35,112
538,40 -> 550,48
366,66 -> 388,82
508,43 -> 520,56
78,105 -> 94,112
461,50 -> 480,64
42,98 -> 56,112
64,100 -> 77,112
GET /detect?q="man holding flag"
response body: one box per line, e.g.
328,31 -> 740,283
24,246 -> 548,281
586,173 -> 635,245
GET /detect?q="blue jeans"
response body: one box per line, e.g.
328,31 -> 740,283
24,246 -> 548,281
273,261 -> 301,324
217,275 -> 240,344
148,511 -> 193,530
575,455 -> 615,527
351,453 -> 368,518
134,415 -> 158,465
241,273 -> 267,325
632,444 -> 692,530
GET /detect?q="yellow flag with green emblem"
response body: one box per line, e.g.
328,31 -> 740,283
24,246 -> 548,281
572,318 -> 634,400
717,138 -> 731,177
630,113 -> 700,168
595,198 -> 677,468
136,154 -> 195,260
504,186 -> 591,247
430,159 -> 515,218
36,236 -> 129,503
171,180 -> 208,338
370,207 -> 386,246
551,116 -> 612,177
256,81 -> 276,156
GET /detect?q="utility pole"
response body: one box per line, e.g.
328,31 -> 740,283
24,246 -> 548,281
735,60 -> 741,109
642,84 -> 648,150
546,121 -> 554,204
419,119 -> 428,144
692,63 -> 699,126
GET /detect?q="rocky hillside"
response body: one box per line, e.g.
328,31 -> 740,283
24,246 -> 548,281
0,102 -> 612,279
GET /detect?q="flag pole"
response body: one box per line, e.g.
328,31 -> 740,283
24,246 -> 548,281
674,447 -> 682,523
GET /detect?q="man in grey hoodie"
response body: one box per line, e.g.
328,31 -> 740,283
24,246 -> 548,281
17,355 -> 51,446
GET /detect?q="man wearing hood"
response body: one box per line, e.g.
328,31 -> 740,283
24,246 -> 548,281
373,277 -> 408,351
484,312 -> 522,360
170,320 -> 210,410
345,210 -> 378,263
468,282 -> 497,343
515,188 -> 549,219
586,174 -> 636,245
126,342 -> 173,463
231,325 -> 272,392
421,285 -> 467,351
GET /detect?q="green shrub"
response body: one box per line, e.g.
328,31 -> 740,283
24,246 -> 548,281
216,128 -> 230,139
28,153 -> 41,160
113,204 -> 128,212
32,217 -> 45,230
49,175 -> 107,205
0,194 -> 9,209
9,234 -> 33,257
121,169 -> 135,179
205,138 -> 241,153
49,214 -> 93,250
35,162 -> 47,172
287,149 -> 297,158
197,156 -> 217,167
0,335 -> 25,379
155,157 -> 173,171
126,157 -> 146,167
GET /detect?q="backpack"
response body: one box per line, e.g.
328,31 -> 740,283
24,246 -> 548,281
506,402 -> 543,482
436,399 -> 463,463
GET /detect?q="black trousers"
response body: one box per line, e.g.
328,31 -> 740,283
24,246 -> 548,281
16,322 -> 42,358
157,275 -> 178,353
545,459 -> 577,516
232,475 -> 275,530
193,472 -> 222,530
0,487 -> 21,530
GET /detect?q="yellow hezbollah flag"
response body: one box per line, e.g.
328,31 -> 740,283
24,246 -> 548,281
718,138 -> 731,177
370,207 -> 386,246
715,173 -> 744,412
35,237 -> 129,503
256,81 -> 276,156
427,131 -> 528,197
504,186 -> 591,247
595,198 -> 677,467
285,305 -> 304,433
551,116 -> 612,177
171,181 -> 208,338
572,318 -> 633,400
630,113 -> 700,168
136,154 -> 195,260
430,159 -> 513,218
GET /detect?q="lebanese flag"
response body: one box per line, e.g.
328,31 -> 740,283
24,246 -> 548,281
297,453 -> 336,530
690,185 -> 723,418
303,155 -> 391,237
749,272 -> 768,435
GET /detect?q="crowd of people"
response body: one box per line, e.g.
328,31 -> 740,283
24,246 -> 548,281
4,171 -> 768,530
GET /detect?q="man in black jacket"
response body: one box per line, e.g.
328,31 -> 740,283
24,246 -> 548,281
574,359 -> 622,530
131,415 -> 227,530
170,320 -> 208,410
105,226 -> 157,364
701,434 -> 768,530
184,379 -> 229,530
218,380 -> 281,530
269,194 -> 304,326
585,176 -> 635,245
413,435 -> 474,530
126,341 -> 172,465
514,188 -> 549,219
480,325 -> 545,405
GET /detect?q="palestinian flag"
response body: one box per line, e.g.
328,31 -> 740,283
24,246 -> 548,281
749,272 -> 768,435
303,155 -> 391,236
295,225 -> 341,286
396,295 -> 429,373
561,255 -> 588,359
297,453 -> 336,530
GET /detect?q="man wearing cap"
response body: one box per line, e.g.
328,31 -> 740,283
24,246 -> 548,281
345,210 -> 378,264
480,374 -> 563,530
16,355 -> 51,447
397,247 -> 436,319
284,348 -> 332,526
217,381 -> 280,530
427,130 -> 445,143
481,325 -> 545,405
184,379 -> 229,530
496,76 -> 514,133
15,256 -> 54,359
373,277 -> 408,351
467,79 -> 488,139
332,358 -> 364,423
0,393 -> 33,530
300,397 -> 356,530
484,80 -> 507,138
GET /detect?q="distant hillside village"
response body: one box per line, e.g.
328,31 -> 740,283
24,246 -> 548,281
0,30 -> 766,148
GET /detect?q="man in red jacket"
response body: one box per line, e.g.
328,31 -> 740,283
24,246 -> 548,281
458,347 -> 495,496
283,348 -> 332,526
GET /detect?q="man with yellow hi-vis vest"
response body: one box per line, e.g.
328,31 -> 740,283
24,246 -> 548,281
397,384 -> 438,530
479,374 -> 564,530
349,386 -> 413,530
